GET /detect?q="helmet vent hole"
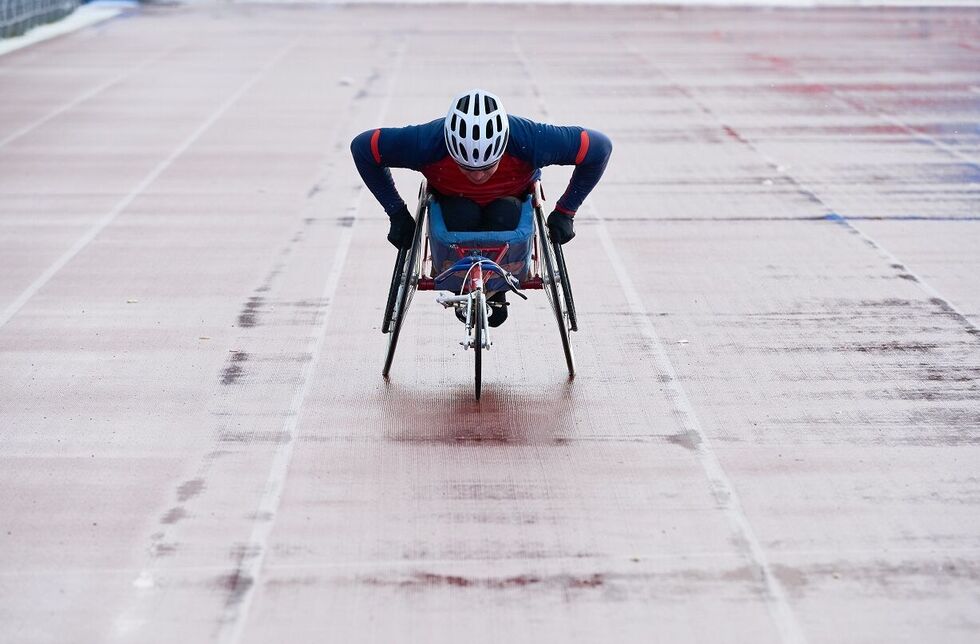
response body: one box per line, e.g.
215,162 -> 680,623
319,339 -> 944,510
496,115 -> 503,130
474,94 -> 481,116
487,121 -> 494,138
483,148 -> 492,162
458,96 -> 469,112
458,120 -> 465,138
472,124 -> 479,141
460,147 -> 469,162
485,96 -> 496,113
451,114 -> 457,130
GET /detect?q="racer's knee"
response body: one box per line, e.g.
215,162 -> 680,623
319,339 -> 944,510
483,197 -> 522,231
440,196 -> 482,231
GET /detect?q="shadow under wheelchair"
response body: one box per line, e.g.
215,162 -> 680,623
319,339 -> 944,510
380,378 -> 577,447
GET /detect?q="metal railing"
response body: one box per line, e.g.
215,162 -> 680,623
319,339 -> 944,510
1,0 -> 80,39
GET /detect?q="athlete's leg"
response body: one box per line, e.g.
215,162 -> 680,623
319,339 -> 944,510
439,195 -> 482,231
481,196 -> 523,231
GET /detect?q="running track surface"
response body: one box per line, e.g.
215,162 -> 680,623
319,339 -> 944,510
1,4 -> 978,643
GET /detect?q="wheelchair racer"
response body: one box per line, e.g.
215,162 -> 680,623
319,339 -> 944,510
351,89 -> 612,327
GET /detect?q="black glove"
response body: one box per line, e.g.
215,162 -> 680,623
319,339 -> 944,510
547,210 -> 575,244
387,206 -> 416,250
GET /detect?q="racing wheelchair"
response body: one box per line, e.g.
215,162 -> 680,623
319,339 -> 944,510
381,180 -> 578,400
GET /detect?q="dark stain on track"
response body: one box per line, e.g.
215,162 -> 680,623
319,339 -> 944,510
216,571 -> 254,607
161,507 -> 187,525
237,296 -> 264,328
177,478 -> 205,502
851,341 -> 939,353
665,430 -> 702,451
221,351 -> 248,385
362,571 -> 606,591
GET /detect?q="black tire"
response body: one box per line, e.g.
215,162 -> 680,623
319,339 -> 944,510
474,294 -> 483,400
382,247 -> 407,334
382,192 -> 429,377
552,242 -> 578,332
535,206 -> 575,377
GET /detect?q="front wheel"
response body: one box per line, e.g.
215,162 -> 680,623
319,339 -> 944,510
474,309 -> 482,400
473,290 -> 485,400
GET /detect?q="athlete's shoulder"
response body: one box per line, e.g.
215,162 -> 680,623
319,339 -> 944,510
381,118 -> 444,151
504,115 -> 541,159
353,118 -> 446,169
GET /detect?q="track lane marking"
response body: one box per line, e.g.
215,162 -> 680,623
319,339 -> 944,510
590,202 -> 809,644
625,43 -> 980,333
511,34 -> 807,644
0,41 -> 297,332
215,40 -> 409,644
826,216 -> 980,332
0,44 -> 182,151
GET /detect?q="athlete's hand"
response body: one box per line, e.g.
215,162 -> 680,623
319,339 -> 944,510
547,210 -> 575,244
387,207 -> 416,250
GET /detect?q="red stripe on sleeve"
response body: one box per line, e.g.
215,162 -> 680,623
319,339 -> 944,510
574,130 -> 590,164
370,129 -> 382,164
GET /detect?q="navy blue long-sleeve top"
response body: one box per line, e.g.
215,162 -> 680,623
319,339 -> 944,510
351,116 -> 612,217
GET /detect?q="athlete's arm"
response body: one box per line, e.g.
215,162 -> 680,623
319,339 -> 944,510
350,120 -> 444,216
508,117 -> 613,215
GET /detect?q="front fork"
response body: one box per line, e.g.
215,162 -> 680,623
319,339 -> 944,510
436,263 -> 490,351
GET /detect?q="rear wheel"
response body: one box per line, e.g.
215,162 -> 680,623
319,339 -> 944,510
552,242 -> 578,332
382,190 -> 428,377
535,207 -> 575,377
382,247 -> 407,334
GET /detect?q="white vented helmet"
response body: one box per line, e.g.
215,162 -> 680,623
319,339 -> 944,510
444,89 -> 509,170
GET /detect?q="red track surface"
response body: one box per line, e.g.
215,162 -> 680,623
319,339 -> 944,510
1,4 -> 979,643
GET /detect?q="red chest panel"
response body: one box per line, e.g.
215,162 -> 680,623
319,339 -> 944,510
421,154 -> 535,206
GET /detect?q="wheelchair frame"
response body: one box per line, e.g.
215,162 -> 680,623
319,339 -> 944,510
381,180 -> 577,399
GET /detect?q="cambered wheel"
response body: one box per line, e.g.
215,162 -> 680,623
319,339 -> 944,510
382,247 -> 407,334
552,242 -> 578,332
382,189 -> 429,377
535,206 -> 575,377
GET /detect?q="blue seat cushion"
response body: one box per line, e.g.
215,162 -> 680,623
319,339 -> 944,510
428,196 -> 535,293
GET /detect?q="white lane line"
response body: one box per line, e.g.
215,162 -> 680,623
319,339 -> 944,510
0,41 -> 297,332
591,203 -> 808,644
215,40 -> 409,644
830,217 -> 980,332
0,43 -> 181,150
216,195 -> 356,644
836,93 -> 978,167
513,34 -> 806,644
627,44 -> 979,334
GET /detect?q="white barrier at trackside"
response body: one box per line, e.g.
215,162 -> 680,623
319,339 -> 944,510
0,1 -> 134,58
